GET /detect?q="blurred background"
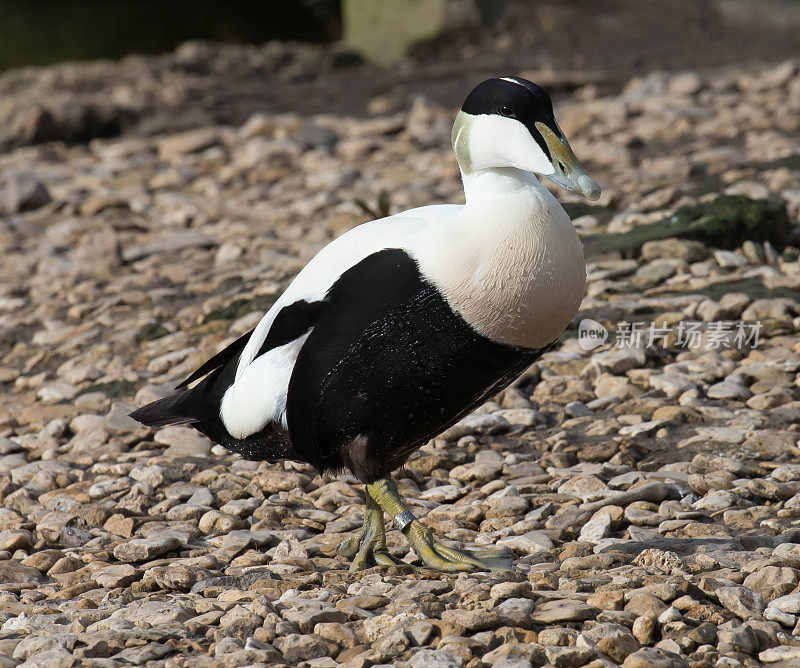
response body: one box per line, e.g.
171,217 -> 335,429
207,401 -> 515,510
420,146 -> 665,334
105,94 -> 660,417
1,0 -> 799,149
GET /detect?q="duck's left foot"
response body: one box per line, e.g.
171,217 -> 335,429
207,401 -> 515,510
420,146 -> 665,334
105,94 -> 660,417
366,478 -> 514,573
338,489 -> 404,571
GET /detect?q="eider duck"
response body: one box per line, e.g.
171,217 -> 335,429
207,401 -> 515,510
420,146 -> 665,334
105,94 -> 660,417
131,76 -> 601,572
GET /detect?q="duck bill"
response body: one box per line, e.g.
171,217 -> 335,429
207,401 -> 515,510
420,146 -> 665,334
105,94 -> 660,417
535,121 -> 601,201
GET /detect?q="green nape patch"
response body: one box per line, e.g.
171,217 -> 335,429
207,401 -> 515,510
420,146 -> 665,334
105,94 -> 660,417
135,322 -> 170,343
203,294 -> 278,323
582,194 -> 791,257
75,379 -> 136,399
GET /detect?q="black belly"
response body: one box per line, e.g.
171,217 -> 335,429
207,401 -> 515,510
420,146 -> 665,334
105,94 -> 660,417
286,248 -> 547,482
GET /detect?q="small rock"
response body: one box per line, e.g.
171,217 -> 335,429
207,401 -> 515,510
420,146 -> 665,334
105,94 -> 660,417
275,634 -> 339,664
154,425 -> 213,457
441,413 -> 510,440
759,645 -> 800,663
713,250 -> 749,268
669,72 -> 702,95
441,609 -> 499,632
716,586 -> 764,619
0,172 -> 51,214
219,605 -> 263,637
641,238 -> 707,262
632,616 -> 657,645
112,535 -> 181,562
92,564 -> 139,588
597,634 -> 640,663
158,128 -> 221,160
532,600 -> 599,624
282,607 -> 347,634
622,647 -> 688,668
769,592 -> 800,614
0,529 -> 33,552
743,566 -> 799,599
579,512 -> 613,542
706,381 -> 752,401
544,645 -> 596,667
409,649 -> 464,668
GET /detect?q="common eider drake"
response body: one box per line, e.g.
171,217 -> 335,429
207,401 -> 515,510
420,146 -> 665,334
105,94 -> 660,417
131,76 -> 600,572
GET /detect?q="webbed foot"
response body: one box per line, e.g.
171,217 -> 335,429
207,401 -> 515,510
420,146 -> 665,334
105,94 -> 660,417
365,477 -> 514,573
402,518 -> 512,572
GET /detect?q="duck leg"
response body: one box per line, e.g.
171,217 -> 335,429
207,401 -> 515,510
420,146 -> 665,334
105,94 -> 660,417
338,487 -> 404,571
364,477 -> 513,573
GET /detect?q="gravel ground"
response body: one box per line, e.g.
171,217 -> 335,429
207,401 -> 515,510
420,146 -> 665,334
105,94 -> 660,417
1,44 -> 800,668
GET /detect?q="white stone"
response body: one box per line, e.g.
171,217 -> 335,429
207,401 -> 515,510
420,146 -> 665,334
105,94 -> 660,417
764,606 -> 796,627
579,512 -> 612,542
759,646 -> 800,663
769,592 -> 800,614
619,420 -> 666,437
713,250 -> 749,268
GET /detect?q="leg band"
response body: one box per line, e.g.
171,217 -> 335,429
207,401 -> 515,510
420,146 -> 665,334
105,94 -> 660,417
393,509 -> 416,532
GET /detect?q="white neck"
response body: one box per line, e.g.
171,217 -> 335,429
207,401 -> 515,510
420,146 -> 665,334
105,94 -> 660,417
462,167 -> 543,206
460,167 -> 565,232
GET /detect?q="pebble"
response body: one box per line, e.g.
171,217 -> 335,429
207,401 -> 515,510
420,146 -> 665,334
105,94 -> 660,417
532,600 -> 600,624
768,593 -> 800,614
154,425 -> 213,456
92,564 -> 139,588
716,586 -> 765,619
112,535 -> 181,562
713,250 -> 749,268
759,645 -> 800,663
0,40 -> 798,668
623,647 -> 688,668
578,512 -> 613,542
0,172 -> 51,214
706,381 -> 753,401
409,649 -> 463,668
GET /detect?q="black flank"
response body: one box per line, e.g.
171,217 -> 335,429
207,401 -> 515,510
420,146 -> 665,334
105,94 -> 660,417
286,248 -> 547,483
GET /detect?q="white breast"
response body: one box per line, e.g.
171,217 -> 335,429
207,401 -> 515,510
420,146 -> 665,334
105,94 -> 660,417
414,171 -> 586,349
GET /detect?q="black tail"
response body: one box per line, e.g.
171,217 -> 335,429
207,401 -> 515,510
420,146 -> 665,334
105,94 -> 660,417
129,369 -> 297,463
130,329 -> 255,429
129,391 -> 198,428
128,346 -> 300,463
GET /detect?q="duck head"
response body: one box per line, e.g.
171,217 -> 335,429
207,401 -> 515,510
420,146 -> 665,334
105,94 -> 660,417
452,76 -> 601,200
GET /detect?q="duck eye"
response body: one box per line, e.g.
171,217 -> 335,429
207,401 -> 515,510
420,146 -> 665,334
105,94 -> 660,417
499,105 -> 515,118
